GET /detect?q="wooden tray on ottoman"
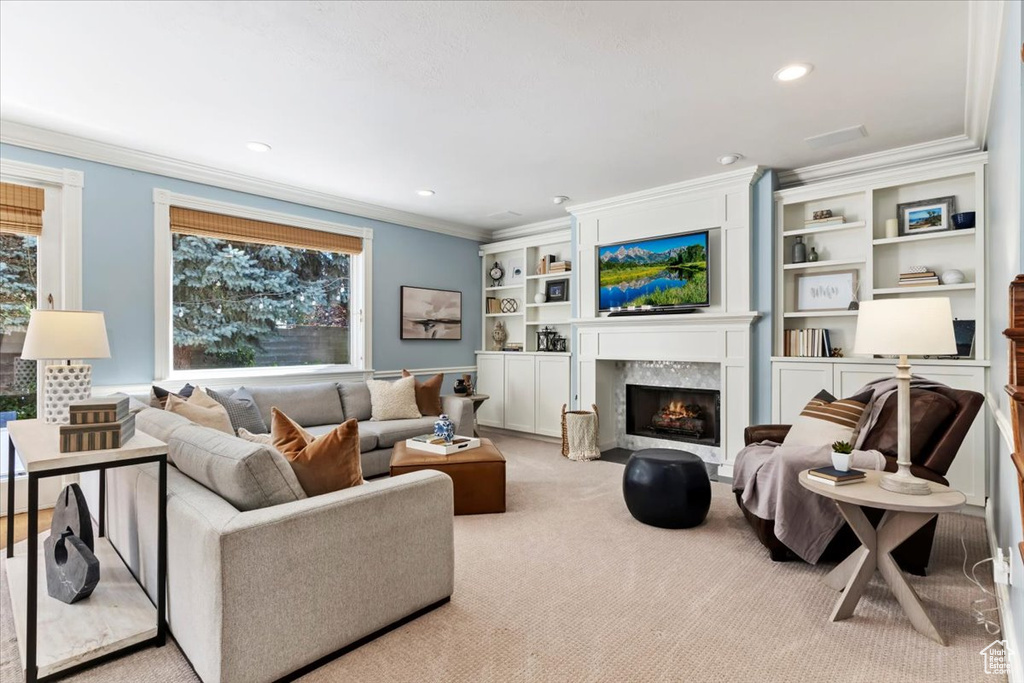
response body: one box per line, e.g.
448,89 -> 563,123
390,438 -> 506,515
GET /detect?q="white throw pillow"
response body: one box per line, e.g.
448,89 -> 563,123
782,389 -> 872,447
366,376 -> 421,421
237,427 -> 273,446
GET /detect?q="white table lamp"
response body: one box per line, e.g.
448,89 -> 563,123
853,298 -> 956,495
21,310 -> 111,424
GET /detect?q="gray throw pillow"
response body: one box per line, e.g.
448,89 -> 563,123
338,381 -> 372,422
207,387 -> 269,434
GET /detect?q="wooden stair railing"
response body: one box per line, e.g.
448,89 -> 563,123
1004,274 -> 1024,562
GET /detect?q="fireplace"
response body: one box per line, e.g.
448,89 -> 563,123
625,384 -> 721,447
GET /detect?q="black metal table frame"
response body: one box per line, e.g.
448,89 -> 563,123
5,433 -> 167,683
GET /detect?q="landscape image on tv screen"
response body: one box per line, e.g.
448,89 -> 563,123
598,231 -> 709,311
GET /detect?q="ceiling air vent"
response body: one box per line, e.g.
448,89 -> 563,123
486,210 -> 523,221
804,125 -> 868,149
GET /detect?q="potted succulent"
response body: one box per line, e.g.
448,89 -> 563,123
831,440 -> 854,472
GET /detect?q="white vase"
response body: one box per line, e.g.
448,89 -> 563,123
534,292 -> 547,304
831,451 -> 851,472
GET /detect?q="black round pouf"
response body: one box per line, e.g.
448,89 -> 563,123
623,449 -> 711,529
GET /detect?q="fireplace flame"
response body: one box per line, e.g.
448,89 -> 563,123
659,401 -> 702,419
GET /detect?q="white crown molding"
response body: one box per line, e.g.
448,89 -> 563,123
567,165 -> 764,217
480,227 -> 572,254
0,120 -> 490,242
775,150 -> 988,202
965,0 -> 1005,148
490,216 -> 572,242
777,135 -> 980,188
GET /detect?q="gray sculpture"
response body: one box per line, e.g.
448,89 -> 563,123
45,484 -> 100,604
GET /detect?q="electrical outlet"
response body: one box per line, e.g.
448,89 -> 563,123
993,548 -> 1012,586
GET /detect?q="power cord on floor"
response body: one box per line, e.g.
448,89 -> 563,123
961,536 -> 1001,636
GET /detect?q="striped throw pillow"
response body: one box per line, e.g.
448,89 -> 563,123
782,390 -> 872,447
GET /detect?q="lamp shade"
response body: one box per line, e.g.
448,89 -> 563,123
21,310 -> 111,360
852,298 -> 956,357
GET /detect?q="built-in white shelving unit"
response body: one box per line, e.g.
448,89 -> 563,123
477,228 -> 573,436
772,152 -> 989,506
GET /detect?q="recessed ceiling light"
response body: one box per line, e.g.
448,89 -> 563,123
552,196 -> 570,205
245,141 -> 272,152
773,63 -> 813,82
417,189 -> 435,197
718,153 -> 743,165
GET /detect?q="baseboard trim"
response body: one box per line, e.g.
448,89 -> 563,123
985,499 -> 1023,683
477,426 -> 561,444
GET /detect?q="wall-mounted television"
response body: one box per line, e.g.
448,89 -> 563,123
597,229 -> 710,313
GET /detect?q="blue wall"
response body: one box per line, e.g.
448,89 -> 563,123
0,144 -> 482,385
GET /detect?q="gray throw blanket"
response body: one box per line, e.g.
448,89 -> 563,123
732,375 -> 947,563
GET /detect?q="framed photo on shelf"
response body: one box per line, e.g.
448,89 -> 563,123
545,278 -> 569,302
896,196 -> 956,237
400,286 -> 462,340
795,270 -> 858,311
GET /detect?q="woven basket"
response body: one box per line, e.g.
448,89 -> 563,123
561,404 -> 600,461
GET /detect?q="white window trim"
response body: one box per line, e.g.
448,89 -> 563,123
153,189 -> 373,384
0,158 -> 84,511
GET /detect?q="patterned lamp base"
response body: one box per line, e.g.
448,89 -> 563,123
43,364 -> 93,424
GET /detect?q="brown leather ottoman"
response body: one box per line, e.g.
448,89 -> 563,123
390,438 -> 506,515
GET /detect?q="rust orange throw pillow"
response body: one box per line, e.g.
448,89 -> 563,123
401,369 -> 444,416
271,408 -> 363,496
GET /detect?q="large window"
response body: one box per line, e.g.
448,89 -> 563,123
157,195 -> 370,378
171,234 -> 351,371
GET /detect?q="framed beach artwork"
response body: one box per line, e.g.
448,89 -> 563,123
896,196 -> 956,237
795,270 -> 858,312
400,286 -> 462,340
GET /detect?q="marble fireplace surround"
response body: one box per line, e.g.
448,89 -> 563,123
574,313 -> 759,478
615,360 -> 721,463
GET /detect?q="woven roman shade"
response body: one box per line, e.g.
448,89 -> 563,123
169,207 -> 362,254
0,182 -> 45,236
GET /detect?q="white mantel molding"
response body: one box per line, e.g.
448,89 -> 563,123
567,166 -> 764,218
0,119 -> 490,242
571,312 -> 760,328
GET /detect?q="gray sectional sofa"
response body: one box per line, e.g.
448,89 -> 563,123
79,379 -> 473,683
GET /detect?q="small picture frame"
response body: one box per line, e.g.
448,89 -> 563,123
795,270 -> 858,311
545,278 -> 569,302
896,196 -> 956,237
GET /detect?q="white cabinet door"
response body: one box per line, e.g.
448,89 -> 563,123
504,355 -> 537,433
772,362 -> 833,423
835,362 -> 987,506
475,354 -> 506,428
534,355 -> 570,437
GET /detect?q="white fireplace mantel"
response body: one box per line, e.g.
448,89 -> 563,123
570,168 -> 763,478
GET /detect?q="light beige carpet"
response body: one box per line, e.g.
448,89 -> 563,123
1,432 -> 1003,682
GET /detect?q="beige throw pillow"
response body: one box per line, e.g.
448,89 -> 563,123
237,427 -> 274,446
166,388 -> 234,435
366,376 -> 421,421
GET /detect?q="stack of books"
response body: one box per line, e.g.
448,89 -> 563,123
548,260 -> 572,273
60,393 -> 135,453
898,266 -> 939,287
486,297 -> 502,313
804,214 -> 846,228
784,328 -> 833,358
808,466 -> 867,486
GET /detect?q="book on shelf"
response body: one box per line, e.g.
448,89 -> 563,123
808,466 -> 866,486
783,328 -> 833,358
898,270 -> 939,287
486,297 -> 501,313
548,260 -> 572,273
